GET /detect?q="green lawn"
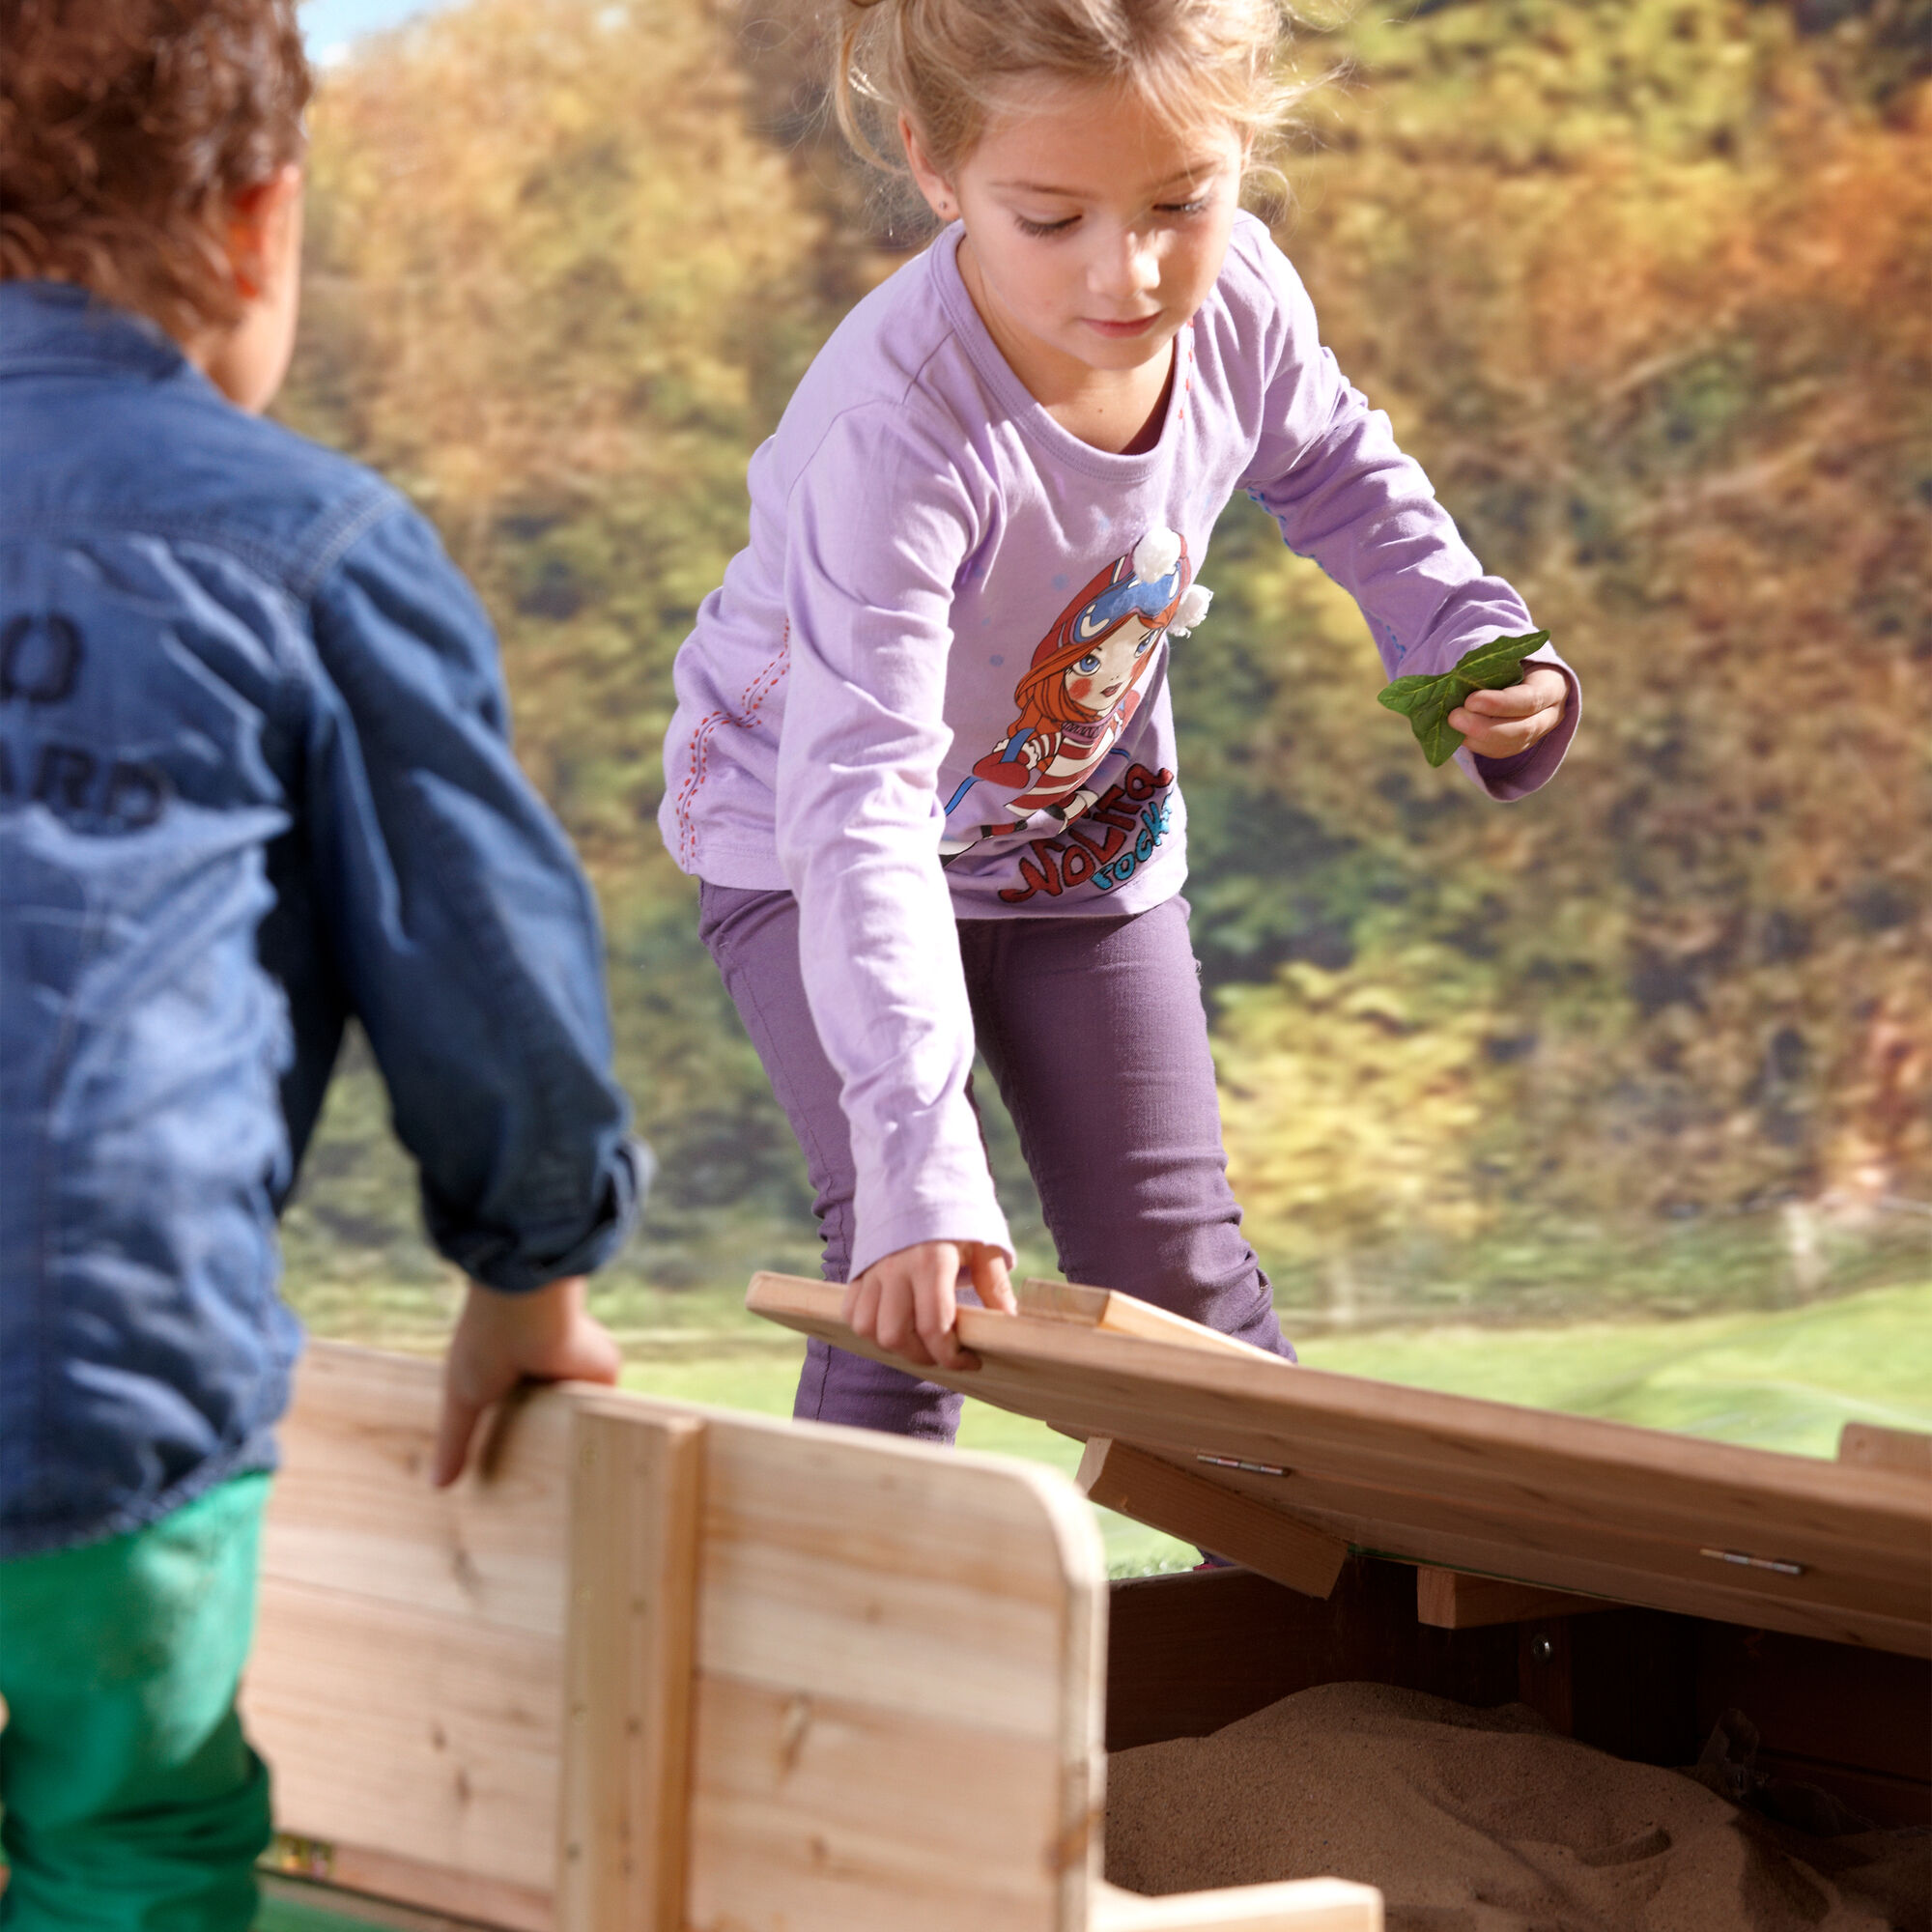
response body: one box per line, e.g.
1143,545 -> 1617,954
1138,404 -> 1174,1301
1296,1278 -> 1932,1456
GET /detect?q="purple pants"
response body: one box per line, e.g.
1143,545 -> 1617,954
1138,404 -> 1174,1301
698,882 -> 1293,1441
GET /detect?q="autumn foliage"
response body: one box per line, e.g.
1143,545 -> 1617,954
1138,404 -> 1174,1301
281,0 -> 1932,1312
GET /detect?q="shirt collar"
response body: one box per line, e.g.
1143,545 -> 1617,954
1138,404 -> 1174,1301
0,281 -> 192,383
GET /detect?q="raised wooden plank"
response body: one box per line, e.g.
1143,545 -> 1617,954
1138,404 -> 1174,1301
1840,1422 -> 1932,1479
1078,1437 -> 1347,1598
556,1406 -> 703,1932
1180,1460 -> 1929,1651
747,1272 -> 1932,1658
1092,1878 -> 1382,1931
1414,1566 -> 1610,1630
1019,1278 -> 1276,1361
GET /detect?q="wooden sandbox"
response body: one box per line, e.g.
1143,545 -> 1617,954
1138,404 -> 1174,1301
751,1272 -> 1930,1832
245,1340 -> 1378,1931
246,1279 -> 1930,1929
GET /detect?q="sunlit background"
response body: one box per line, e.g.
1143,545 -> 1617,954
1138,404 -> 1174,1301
282,0 -> 1932,1572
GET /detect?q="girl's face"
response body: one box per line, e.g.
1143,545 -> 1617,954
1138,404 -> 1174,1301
903,77 -> 1246,391
1063,618 -> 1159,716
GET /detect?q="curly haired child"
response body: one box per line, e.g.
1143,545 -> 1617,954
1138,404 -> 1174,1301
0,4 -> 642,1921
661,0 -> 1577,1433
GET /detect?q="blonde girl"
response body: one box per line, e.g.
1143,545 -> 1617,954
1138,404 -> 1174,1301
661,0 -> 1576,1435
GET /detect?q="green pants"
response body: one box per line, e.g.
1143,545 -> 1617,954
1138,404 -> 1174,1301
0,1473 -> 274,1931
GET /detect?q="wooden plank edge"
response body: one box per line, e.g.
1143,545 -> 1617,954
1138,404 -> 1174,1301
558,1408 -> 704,1932
1839,1422 -> 1932,1479
1018,1278 -> 1278,1361
1091,1877 -> 1383,1930
1414,1565 -> 1614,1630
1078,1438 -> 1347,1600
265,1840 -> 553,1932
745,1275 -> 1932,1526
259,1870 -> 503,1932
1347,1532 -> 1932,1659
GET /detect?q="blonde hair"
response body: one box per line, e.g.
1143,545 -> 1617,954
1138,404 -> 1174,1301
833,0 -> 1294,182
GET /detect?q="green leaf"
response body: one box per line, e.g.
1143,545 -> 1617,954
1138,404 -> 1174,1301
1378,630 -> 1551,767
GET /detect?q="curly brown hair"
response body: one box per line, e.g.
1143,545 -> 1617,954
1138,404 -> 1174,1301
0,0 -> 310,339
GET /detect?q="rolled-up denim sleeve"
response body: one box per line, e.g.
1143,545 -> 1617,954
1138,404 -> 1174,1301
301,501 -> 642,1291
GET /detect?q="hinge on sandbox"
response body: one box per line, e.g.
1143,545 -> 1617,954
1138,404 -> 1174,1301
266,1833 -> 335,1879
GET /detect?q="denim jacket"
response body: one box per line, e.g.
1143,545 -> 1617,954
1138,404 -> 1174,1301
0,284 -> 642,1557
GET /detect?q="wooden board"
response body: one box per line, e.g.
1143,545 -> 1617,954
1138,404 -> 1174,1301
1840,1422 -> 1932,1479
248,1347 -> 1113,1931
243,1346 -> 576,1918
558,1407 -> 703,1931
248,1344 -> 1366,1931
1078,1437 -> 1348,1598
1413,1567 -> 1609,1631
1092,1879 -> 1382,1930
747,1273 -> 1932,1658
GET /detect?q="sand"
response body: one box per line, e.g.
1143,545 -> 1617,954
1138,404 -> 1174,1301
1105,1682 -> 1930,1932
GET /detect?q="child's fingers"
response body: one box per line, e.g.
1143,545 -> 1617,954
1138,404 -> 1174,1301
843,1271 -> 890,1349
915,1258 -> 980,1372
1461,668 -> 1566,717
1459,686 -> 1538,718
970,1245 -> 1018,1315
1449,709 -> 1538,754
431,1380 -> 486,1489
874,1270 -> 940,1366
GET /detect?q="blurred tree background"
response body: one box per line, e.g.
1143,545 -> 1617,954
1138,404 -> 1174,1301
277,0 -> 1932,1346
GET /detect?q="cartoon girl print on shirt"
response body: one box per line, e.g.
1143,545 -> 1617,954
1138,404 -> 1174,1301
940,526 -> 1211,864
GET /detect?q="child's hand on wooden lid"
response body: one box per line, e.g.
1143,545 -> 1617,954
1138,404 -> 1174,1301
843,1240 -> 1017,1374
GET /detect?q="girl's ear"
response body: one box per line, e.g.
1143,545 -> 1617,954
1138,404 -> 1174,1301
898,110 -> 957,222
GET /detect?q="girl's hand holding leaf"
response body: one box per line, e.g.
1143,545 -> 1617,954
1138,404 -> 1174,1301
1379,631 -> 1567,766
1450,666 -> 1569,761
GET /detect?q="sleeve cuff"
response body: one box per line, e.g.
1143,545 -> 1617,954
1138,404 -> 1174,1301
435,1136 -> 650,1293
847,1191 -> 1015,1285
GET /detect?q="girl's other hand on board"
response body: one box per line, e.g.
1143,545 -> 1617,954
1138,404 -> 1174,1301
432,1274 -> 622,1487
1447,665 -> 1569,761
844,1239 -> 1017,1373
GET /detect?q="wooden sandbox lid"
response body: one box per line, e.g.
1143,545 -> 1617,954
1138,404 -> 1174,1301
746,1274 -> 1932,1660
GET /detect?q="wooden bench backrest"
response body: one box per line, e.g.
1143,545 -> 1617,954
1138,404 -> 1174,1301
245,1341 -> 1106,1932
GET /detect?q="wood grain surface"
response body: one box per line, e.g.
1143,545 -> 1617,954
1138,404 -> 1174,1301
749,1272 -> 1932,1658
254,1343 -> 1323,1930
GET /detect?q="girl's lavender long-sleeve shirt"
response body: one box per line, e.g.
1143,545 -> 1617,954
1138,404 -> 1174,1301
660,214 -> 1578,1279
